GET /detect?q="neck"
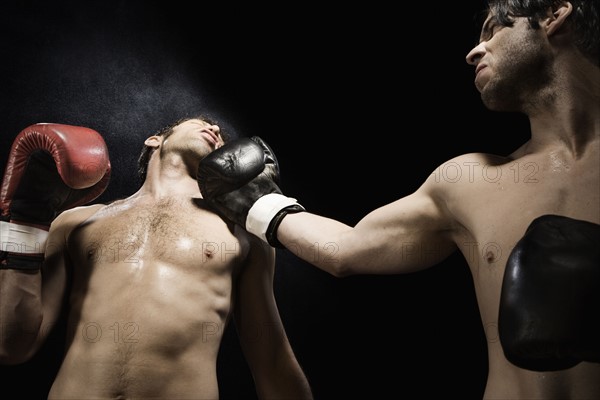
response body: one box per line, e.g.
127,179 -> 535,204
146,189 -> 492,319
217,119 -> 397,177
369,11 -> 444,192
526,57 -> 600,156
137,153 -> 201,198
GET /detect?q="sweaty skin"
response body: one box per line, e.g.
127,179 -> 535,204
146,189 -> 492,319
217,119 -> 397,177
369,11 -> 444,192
277,6 -> 600,400
0,118 -> 312,399
47,197 -> 244,398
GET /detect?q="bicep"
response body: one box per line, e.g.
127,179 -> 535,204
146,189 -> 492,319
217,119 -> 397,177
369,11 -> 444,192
341,189 -> 457,274
42,204 -> 98,340
39,209 -> 80,340
0,213 -> 69,360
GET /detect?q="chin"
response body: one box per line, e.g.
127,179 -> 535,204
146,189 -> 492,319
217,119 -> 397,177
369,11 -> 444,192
481,84 -> 517,112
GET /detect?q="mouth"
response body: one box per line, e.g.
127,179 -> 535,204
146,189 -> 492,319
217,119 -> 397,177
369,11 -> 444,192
199,130 -> 219,148
473,63 -> 489,92
475,64 -> 487,76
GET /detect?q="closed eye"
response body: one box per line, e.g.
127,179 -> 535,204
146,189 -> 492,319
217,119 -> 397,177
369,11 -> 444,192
479,18 -> 504,44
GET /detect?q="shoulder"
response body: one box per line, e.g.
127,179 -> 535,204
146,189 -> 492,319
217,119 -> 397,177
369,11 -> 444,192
51,203 -> 106,230
59,203 -> 106,219
422,152 -> 514,190
411,152 -> 515,218
46,203 -> 106,249
434,152 -> 513,175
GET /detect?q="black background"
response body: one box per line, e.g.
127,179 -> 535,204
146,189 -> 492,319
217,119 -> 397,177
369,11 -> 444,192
0,1 -> 530,398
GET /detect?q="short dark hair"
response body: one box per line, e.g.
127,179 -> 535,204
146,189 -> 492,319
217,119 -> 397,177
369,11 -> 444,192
137,115 -> 230,184
485,0 -> 599,66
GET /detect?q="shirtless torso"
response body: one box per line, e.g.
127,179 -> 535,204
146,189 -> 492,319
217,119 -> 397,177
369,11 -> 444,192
271,3 -> 600,397
442,147 -> 600,399
0,116 -> 313,399
47,195 -> 245,398
275,138 -> 600,399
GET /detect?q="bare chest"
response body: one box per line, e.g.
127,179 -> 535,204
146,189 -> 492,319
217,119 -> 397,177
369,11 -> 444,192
68,198 -> 246,272
451,154 -> 598,316
455,154 -> 599,253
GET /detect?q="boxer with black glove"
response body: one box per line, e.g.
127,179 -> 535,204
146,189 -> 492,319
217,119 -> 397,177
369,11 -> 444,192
198,136 -> 304,247
499,214 -> 600,371
0,123 -> 111,270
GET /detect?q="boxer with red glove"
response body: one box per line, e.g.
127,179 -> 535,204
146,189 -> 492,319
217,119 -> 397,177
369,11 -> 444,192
0,123 -> 111,270
198,136 -> 304,247
499,214 -> 600,371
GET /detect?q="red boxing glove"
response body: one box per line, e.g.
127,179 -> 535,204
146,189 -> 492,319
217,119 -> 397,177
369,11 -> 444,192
0,123 -> 111,269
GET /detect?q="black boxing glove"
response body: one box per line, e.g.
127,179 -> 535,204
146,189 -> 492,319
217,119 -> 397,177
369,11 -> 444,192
498,214 -> 600,371
197,136 -> 304,247
0,123 -> 111,270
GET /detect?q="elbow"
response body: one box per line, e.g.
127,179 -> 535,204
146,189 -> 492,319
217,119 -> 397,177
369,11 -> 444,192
291,242 -> 357,277
314,248 -> 358,278
0,346 -> 37,365
0,326 -> 43,365
327,259 -> 355,278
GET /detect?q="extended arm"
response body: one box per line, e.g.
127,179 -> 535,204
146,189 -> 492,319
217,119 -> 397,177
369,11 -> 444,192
277,189 -> 457,276
198,136 -> 457,277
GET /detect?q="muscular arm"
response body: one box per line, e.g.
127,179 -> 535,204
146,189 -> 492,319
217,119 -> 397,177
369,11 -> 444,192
0,205 -> 98,363
0,267 -> 48,363
0,123 -> 110,364
234,234 -> 313,400
0,216 -> 66,363
198,137 -> 460,278
277,181 -> 458,277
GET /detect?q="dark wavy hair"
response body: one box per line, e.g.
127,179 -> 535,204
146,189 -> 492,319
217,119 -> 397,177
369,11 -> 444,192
483,0 -> 599,66
137,115 -> 230,185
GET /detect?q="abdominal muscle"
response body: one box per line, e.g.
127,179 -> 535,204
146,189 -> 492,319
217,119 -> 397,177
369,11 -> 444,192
49,256 -> 232,399
48,198 -> 244,398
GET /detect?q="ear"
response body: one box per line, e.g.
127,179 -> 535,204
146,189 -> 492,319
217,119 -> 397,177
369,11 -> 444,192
546,2 -> 573,36
144,135 -> 162,148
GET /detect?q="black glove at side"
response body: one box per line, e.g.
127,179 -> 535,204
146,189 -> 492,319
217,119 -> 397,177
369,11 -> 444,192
499,214 -> 600,371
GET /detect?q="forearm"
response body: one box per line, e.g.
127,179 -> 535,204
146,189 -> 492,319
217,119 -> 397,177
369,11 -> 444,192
256,370 -> 313,400
278,209 -> 457,276
277,212 -> 353,277
254,348 -> 313,400
0,269 -> 44,364
258,377 -> 313,400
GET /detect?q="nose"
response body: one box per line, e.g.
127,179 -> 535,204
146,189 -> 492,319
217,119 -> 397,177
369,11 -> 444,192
206,124 -> 224,147
466,41 -> 486,66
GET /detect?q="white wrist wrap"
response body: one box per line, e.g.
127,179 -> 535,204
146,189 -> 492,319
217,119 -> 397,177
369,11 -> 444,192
0,221 -> 48,254
246,193 -> 301,243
